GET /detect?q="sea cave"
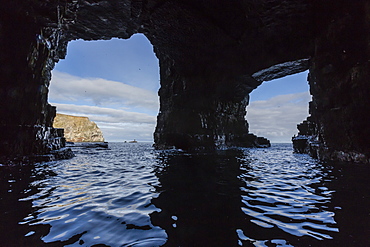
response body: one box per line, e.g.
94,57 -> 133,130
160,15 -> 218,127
0,0 -> 369,163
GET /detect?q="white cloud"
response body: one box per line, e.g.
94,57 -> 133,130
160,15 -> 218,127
53,103 -> 156,124
49,71 -> 159,113
100,123 -> 155,142
49,71 -> 159,142
247,92 -> 311,143
49,71 -> 310,143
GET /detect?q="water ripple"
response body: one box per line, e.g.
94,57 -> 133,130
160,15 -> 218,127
238,146 -> 338,242
0,143 -> 369,246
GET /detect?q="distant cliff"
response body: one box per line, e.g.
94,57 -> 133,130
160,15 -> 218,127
53,114 -> 105,142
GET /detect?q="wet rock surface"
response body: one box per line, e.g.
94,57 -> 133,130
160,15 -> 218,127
0,1 -> 369,162
293,2 -> 370,163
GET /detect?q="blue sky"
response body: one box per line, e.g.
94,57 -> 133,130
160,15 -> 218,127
55,35 -> 160,92
50,34 -> 310,143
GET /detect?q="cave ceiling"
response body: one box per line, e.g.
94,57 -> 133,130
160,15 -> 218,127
33,0 -> 315,82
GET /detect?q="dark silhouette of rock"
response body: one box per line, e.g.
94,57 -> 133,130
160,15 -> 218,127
292,117 -> 319,157
292,2 -> 370,163
0,1 -> 369,162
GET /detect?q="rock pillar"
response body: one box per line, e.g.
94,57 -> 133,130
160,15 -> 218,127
154,56 -> 269,150
293,1 -> 370,163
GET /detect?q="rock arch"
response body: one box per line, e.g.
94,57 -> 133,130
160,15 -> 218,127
0,1 -> 369,163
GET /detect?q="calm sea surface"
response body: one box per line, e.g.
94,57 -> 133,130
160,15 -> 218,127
0,143 -> 369,246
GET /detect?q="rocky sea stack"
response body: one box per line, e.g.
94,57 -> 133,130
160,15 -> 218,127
53,114 -> 105,143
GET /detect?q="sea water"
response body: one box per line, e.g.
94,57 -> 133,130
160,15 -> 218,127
0,143 -> 369,246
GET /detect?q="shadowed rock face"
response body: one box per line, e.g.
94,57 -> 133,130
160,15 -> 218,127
292,1 -> 370,163
0,1 -> 369,162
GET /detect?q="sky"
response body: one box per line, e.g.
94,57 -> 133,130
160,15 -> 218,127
49,33 -> 310,143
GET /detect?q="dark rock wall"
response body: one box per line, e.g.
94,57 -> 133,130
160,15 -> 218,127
0,1 -> 74,161
154,54 -> 265,149
293,1 -> 370,163
0,0 -> 369,162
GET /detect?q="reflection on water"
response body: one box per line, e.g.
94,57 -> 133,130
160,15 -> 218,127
151,150 -> 245,246
0,143 -> 369,246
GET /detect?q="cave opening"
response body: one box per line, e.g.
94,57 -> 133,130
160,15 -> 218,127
48,34 -> 160,143
248,71 -> 311,143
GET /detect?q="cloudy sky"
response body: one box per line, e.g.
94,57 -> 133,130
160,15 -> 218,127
49,34 -> 310,143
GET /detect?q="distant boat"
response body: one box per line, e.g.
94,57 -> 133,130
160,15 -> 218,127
129,139 -> 138,143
